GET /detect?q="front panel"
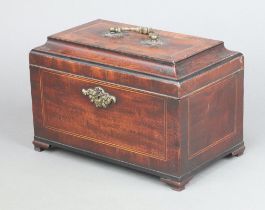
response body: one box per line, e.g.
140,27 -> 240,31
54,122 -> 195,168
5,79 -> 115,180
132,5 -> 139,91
30,64 -> 180,175
41,70 -> 167,160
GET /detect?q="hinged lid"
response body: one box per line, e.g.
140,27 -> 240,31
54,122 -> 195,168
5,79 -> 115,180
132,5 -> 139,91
33,19 -> 240,81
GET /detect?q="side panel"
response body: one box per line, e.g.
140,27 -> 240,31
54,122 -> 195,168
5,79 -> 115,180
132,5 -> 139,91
179,69 -> 244,174
188,76 -> 237,159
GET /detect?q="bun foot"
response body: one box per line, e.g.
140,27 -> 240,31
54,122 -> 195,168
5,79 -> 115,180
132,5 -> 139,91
33,140 -> 50,152
231,145 -> 245,157
160,176 -> 192,191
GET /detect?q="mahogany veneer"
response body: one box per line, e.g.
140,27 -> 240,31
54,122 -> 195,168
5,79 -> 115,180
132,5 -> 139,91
30,19 -> 245,191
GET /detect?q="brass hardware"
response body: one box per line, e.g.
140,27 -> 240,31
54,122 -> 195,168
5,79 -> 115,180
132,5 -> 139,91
82,86 -> 116,108
109,26 -> 159,41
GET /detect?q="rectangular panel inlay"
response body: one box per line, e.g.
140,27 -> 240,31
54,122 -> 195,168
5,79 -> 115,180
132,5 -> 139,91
40,70 -> 167,160
188,76 -> 237,159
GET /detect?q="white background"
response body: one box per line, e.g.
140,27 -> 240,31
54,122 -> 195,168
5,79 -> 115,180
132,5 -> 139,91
0,0 -> 265,209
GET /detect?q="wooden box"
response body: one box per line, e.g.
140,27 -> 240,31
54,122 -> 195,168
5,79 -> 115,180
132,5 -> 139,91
30,19 -> 245,191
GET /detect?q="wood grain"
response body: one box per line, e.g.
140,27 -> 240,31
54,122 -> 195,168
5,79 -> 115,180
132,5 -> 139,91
30,19 -> 245,191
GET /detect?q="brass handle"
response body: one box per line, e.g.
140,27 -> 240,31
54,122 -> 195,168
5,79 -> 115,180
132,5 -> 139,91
109,26 -> 159,41
82,86 -> 116,108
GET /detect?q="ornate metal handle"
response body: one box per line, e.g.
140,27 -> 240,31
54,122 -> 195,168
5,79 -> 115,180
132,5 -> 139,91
82,87 -> 116,108
109,26 -> 159,41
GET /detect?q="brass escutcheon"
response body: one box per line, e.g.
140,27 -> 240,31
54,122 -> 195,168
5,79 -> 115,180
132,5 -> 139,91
82,86 -> 116,108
